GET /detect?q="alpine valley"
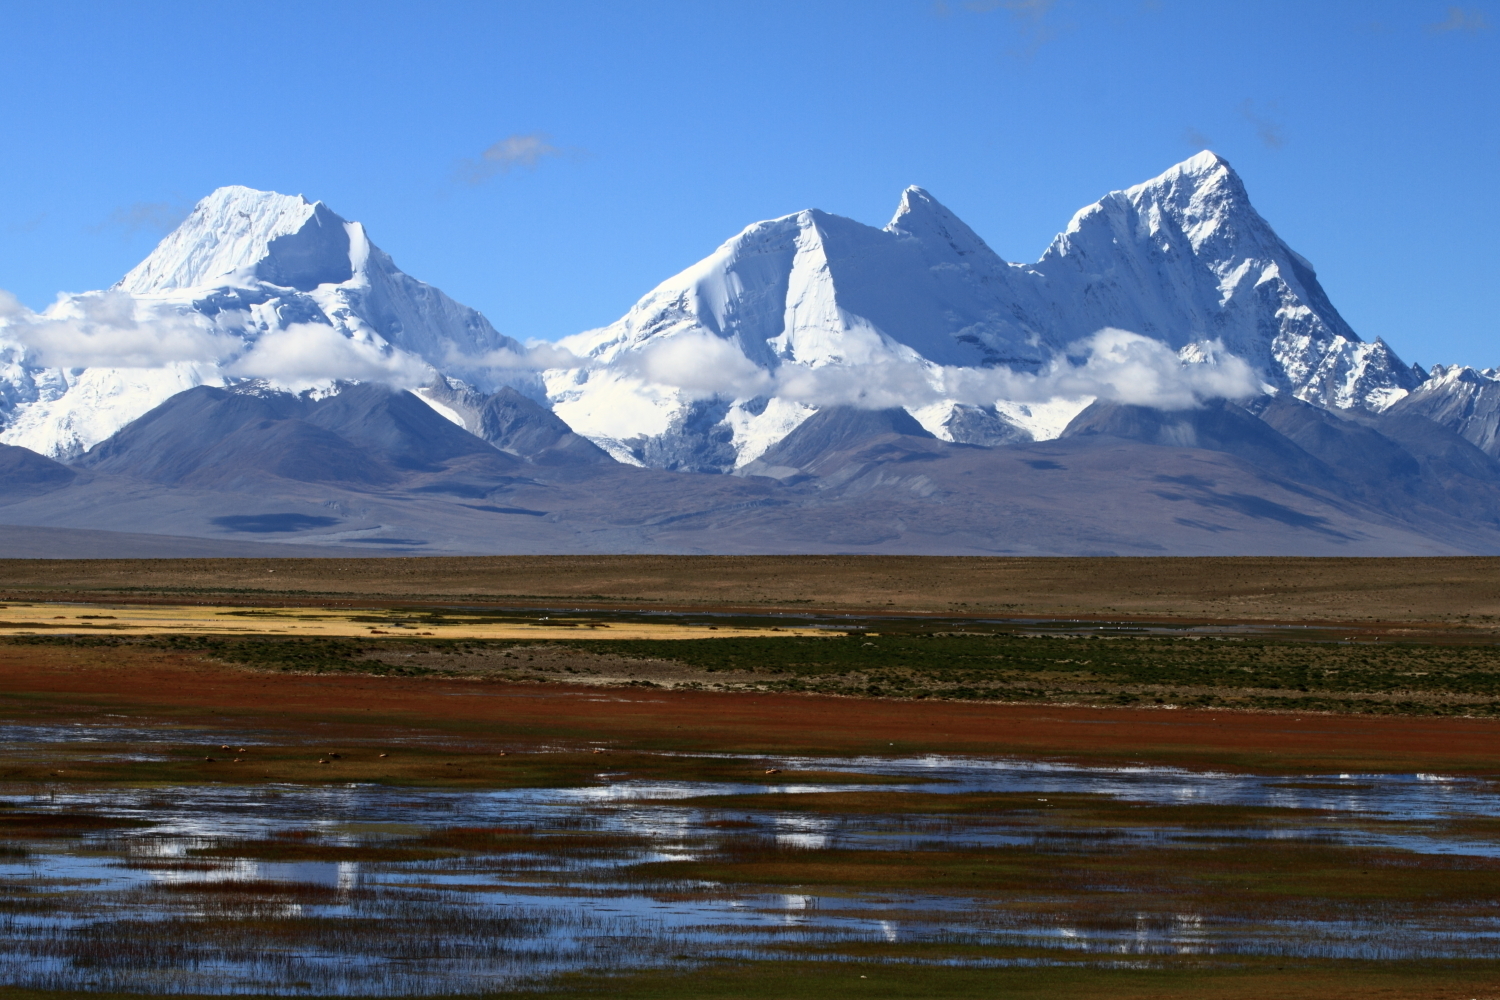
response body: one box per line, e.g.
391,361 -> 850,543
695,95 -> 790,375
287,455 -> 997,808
3,152 -> 1498,557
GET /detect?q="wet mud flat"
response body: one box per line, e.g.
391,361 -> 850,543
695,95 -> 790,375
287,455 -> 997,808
4,740 -> 1500,998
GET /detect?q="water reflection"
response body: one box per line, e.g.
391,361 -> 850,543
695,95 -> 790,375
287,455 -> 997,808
3,752 -> 1499,994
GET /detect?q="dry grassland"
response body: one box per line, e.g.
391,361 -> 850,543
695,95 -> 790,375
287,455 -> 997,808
3,554 -> 1500,623
0,601 -> 818,639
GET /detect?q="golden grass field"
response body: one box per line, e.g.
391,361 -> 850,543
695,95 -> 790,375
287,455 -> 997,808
0,601 -> 823,639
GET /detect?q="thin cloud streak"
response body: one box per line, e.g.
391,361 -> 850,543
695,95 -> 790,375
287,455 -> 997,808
456,132 -> 569,186
1238,100 -> 1286,150
1183,126 -> 1214,148
92,201 -> 192,237
1428,6 -> 1489,32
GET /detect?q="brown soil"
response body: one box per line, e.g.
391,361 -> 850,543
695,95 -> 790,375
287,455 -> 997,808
4,554 -> 1500,625
3,642 -> 1497,774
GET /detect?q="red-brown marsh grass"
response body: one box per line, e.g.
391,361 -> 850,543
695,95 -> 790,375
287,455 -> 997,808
187,839 -> 454,863
627,833 -> 1500,910
0,811 -> 147,837
415,825 -> 648,857
151,879 -> 350,902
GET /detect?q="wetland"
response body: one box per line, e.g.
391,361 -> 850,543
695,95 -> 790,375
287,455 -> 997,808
1,558 -> 1499,997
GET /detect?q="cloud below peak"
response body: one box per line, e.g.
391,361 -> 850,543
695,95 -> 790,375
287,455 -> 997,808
611,327 -> 1261,413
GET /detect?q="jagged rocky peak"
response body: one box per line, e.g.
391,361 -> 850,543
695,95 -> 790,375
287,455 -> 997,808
117,186 -> 356,294
1387,364 -> 1500,458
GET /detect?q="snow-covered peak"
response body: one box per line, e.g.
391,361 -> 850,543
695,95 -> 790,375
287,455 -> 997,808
1053,151 -> 1252,258
4,184 -> 531,458
1420,364 -> 1496,390
1152,148 -> 1233,182
885,186 -> 1000,261
1122,150 -> 1250,252
117,186 -> 342,293
114,183 -> 519,368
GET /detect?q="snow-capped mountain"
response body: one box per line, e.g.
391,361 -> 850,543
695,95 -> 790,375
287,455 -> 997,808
0,152 -> 1433,474
1387,365 -> 1500,456
546,152 -> 1421,471
0,186 -> 525,458
10,152 -> 1500,558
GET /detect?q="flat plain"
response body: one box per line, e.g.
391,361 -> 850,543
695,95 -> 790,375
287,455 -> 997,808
2,556 -> 1498,999
6,553 -> 1500,622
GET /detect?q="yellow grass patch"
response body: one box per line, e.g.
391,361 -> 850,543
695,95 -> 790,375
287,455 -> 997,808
0,602 -> 829,639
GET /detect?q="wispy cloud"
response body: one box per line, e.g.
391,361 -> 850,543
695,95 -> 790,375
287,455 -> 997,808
92,201 -> 191,238
1238,100 -> 1286,150
1428,6 -> 1489,32
444,340 -> 582,372
1183,126 -> 1214,149
455,132 -> 571,186
5,212 -> 46,235
0,288 -> 438,391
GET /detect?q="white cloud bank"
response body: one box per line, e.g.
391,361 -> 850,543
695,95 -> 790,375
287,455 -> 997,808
621,327 -> 1260,411
0,290 -> 437,391
227,323 -> 434,389
1,285 -> 1261,416
0,290 -> 236,369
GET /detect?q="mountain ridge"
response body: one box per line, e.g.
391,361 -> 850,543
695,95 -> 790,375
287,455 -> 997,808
4,152 -> 1500,557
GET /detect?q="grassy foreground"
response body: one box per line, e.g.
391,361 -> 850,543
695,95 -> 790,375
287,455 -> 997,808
14,627 -> 1500,717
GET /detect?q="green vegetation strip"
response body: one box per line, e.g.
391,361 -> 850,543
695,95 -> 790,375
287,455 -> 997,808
12,631 -> 1500,715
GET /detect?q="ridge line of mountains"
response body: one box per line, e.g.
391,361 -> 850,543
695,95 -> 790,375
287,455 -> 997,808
3,151 -> 1499,557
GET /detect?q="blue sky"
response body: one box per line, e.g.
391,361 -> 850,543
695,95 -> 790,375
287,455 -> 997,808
0,1 -> 1494,368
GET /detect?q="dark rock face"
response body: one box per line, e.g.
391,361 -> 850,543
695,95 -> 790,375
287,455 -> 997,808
634,399 -> 739,474
254,203 -> 354,291
475,387 -> 614,466
943,404 -> 1032,446
76,383 -> 519,489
